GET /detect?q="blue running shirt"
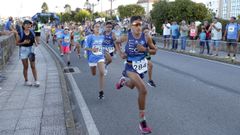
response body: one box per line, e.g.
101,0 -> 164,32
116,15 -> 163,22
85,34 -> 105,63
61,33 -> 71,46
125,31 -> 148,61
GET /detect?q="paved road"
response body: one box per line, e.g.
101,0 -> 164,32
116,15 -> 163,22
47,40 -> 240,135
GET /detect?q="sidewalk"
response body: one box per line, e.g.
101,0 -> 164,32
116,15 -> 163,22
154,37 -> 240,64
0,45 -> 67,135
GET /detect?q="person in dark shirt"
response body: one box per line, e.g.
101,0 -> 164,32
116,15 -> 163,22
16,20 -> 40,87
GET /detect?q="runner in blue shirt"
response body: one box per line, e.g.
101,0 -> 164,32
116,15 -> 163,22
55,25 -> 64,55
102,21 -> 117,76
59,27 -> 71,66
115,16 -> 157,134
85,22 -> 106,100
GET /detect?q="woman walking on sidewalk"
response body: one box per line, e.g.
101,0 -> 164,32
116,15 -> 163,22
16,20 -> 40,87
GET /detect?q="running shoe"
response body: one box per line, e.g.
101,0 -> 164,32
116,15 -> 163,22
225,54 -> 231,59
98,91 -> 104,100
115,77 -> 126,90
147,80 -> 156,87
139,120 -> 152,134
24,81 -> 32,86
33,81 -> 40,87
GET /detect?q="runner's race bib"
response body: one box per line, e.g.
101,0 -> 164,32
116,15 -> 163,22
64,38 -> 70,43
190,29 -> 196,34
74,35 -> 80,42
228,27 -> 234,32
132,58 -> 148,74
92,45 -> 103,55
104,47 -> 115,53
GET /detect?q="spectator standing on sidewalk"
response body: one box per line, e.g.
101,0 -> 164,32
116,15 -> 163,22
162,20 -> 171,49
170,21 -> 180,50
180,20 -> 189,51
15,20 -> 23,37
208,18 -> 222,56
151,24 -> 156,37
223,16 -> 240,60
4,16 -> 14,32
198,27 -> 206,54
203,21 -> 211,54
16,20 -> 40,87
189,22 -> 198,53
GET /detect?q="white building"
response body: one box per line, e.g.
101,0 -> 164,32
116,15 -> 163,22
137,0 -> 159,16
219,0 -> 240,19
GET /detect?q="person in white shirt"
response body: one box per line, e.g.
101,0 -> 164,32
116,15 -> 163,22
208,18 -> 222,56
162,20 -> 171,49
151,24 -> 156,36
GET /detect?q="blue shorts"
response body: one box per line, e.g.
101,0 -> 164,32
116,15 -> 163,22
227,39 -> 237,46
200,41 -> 205,46
19,46 -> 34,60
122,63 -> 145,79
211,40 -> 220,47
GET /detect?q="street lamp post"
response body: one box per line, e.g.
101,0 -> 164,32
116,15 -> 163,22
109,0 -> 115,18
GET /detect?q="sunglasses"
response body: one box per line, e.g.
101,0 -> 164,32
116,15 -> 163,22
132,22 -> 142,27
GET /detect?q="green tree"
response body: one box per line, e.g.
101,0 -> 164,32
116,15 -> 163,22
118,4 -> 145,18
61,12 -> 72,22
151,0 -> 211,34
41,2 -> 49,13
74,9 -> 91,23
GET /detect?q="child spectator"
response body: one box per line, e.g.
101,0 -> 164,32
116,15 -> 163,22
199,27 -> 206,54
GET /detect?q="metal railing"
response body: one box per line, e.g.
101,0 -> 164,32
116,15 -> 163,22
153,36 -> 240,53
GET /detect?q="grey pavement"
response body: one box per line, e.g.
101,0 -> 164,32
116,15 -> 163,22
0,45 -> 67,135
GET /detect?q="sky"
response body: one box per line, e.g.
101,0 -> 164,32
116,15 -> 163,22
0,0 -> 207,18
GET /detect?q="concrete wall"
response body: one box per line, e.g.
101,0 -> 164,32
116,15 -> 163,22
0,35 -> 16,70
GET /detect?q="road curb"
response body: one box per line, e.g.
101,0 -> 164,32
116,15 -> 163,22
41,40 -> 76,135
157,47 -> 240,66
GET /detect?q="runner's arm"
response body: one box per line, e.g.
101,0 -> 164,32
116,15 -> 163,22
115,35 -> 127,59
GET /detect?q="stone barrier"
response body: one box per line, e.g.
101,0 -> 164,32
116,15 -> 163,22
0,34 -> 16,70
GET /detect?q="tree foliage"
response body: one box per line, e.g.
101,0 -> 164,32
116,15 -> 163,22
151,0 -> 211,33
118,4 -> 145,18
61,12 -> 72,22
41,2 -> 49,13
74,10 -> 92,23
